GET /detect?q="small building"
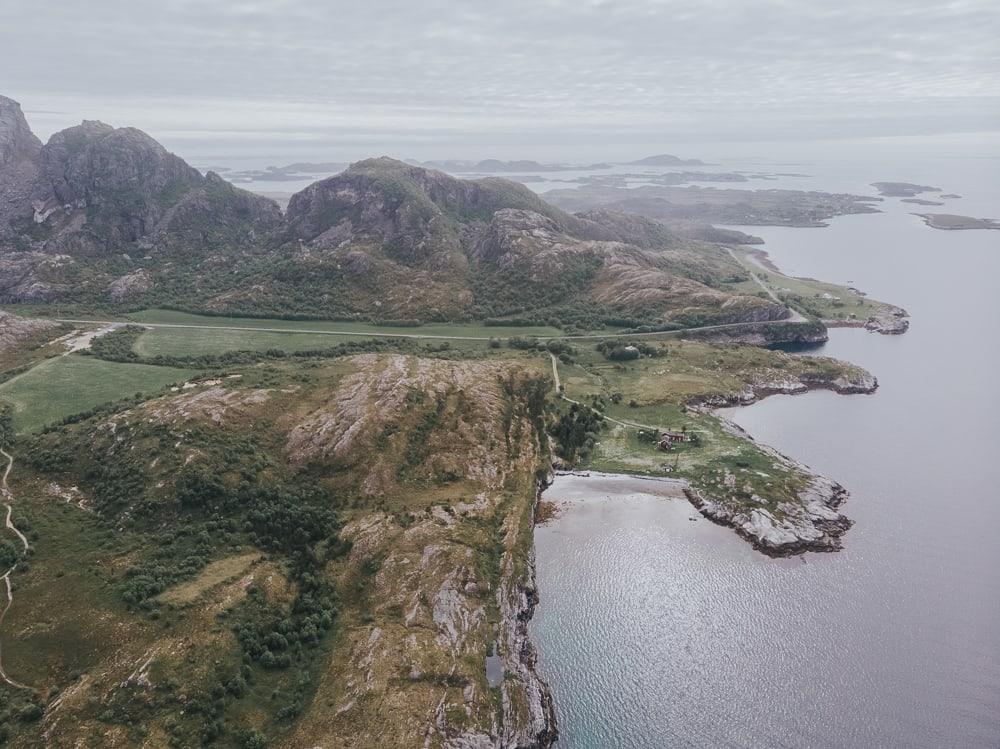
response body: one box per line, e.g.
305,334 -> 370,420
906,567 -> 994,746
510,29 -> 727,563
658,432 -> 688,451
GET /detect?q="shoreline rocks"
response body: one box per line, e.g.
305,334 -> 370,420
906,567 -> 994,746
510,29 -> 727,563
825,303 -> 910,335
500,475 -> 557,748
688,366 -> 878,409
685,415 -> 854,556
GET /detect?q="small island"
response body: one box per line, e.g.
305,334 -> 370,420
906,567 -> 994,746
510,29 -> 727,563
871,181 -> 943,197
915,213 -> 1000,230
901,198 -> 944,206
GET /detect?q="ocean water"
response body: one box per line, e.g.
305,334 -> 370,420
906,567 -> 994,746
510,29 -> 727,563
530,148 -> 1000,748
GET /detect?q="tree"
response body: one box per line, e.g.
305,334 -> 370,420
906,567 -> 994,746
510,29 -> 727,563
0,401 -> 13,450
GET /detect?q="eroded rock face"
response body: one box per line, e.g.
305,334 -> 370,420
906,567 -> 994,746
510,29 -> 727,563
0,100 -> 282,302
107,269 -> 153,302
0,310 -> 58,355
0,251 -> 75,302
0,96 -> 43,237
286,354 -> 516,496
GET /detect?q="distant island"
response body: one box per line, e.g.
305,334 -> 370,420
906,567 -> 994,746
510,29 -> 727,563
543,183 -> 883,227
871,181 -> 942,198
226,161 -> 348,182
901,198 -> 944,206
625,153 -> 707,166
915,213 -> 1000,230
417,158 -> 612,173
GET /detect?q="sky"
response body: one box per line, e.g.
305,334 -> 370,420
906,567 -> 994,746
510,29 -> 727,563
1,0 -> 999,162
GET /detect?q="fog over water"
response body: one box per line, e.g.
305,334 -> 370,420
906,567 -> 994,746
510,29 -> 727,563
531,148 -> 1000,748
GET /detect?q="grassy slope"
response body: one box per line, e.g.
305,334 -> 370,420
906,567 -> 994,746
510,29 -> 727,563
0,353 -> 550,747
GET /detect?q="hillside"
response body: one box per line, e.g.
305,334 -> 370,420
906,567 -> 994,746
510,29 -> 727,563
0,321 -> 882,746
2,352 -> 555,747
0,96 -> 281,304
0,99 -> 789,331
245,158 -> 786,327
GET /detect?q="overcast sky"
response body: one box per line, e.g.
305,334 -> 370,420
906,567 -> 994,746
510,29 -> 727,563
2,0 -> 998,161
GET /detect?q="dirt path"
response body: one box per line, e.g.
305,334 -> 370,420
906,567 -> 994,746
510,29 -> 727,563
0,447 -> 33,690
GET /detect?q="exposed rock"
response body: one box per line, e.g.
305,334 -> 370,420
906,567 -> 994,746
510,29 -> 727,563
0,99 -> 281,304
0,310 -> 58,354
0,96 -> 43,237
0,251 -> 74,302
826,303 -> 910,335
107,269 -> 153,302
685,417 -> 854,555
689,363 -> 877,408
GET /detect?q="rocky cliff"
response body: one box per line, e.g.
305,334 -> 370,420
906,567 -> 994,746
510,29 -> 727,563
0,98 -> 281,302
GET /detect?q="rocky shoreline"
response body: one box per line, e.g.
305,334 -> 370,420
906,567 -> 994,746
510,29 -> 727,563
681,370 -> 874,554
825,303 -> 910,335
499,475 -> 558,748
686,393 -> 861,555
683,473 -> 852,557
689,366 -> 878,409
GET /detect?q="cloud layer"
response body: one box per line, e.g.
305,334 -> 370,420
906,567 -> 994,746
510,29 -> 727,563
3,0 -> 998,154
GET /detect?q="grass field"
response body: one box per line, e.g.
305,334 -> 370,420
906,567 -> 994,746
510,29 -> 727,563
134,327 -> 378,357
0,354 -> 196,432
127,309 -> 563,338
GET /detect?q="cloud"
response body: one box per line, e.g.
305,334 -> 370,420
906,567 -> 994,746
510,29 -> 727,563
2,0 -> 998,152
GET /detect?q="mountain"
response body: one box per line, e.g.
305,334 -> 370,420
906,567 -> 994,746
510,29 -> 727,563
0,100 -> 785,328
626,153 -> 707,166
270,157 -> 786,327
0,95 -> 281,301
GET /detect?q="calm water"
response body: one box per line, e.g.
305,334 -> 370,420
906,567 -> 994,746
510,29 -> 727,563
531,150 -> 1000,748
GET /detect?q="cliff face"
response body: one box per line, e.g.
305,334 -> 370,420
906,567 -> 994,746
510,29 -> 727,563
0,103 -> 279,250
0,96 -> 43,237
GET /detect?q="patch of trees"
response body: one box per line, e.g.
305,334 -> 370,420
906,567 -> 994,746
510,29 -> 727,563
550,403 -> 604,462
0,401 -> 13,450
596,338 -> 663,361
91,333 -> 416,369
89,325 -> 144,361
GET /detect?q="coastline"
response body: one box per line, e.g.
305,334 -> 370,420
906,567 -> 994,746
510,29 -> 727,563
500,473 -> 558,748
684,412 -> 853,556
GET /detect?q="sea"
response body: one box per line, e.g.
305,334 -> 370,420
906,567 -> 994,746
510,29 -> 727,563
528,140 -> 1000,748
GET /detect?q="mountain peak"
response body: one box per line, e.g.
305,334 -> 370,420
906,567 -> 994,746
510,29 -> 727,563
0,95 -> 42,166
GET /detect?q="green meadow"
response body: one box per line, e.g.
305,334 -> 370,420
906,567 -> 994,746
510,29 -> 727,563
0,354 -> 196,432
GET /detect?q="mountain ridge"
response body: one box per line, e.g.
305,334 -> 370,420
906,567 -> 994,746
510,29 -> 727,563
0,99 -> 786,330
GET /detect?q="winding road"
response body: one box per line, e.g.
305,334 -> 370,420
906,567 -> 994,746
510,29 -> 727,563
0,447 -> 32,690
